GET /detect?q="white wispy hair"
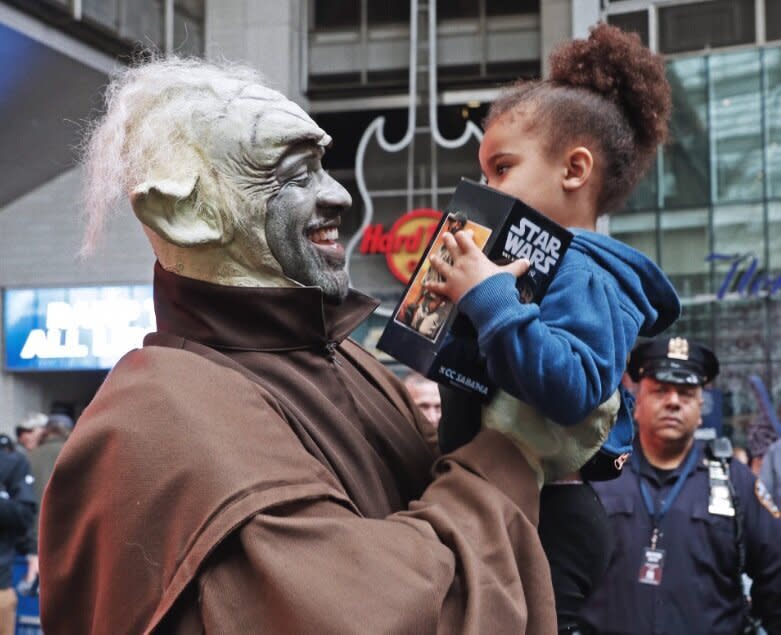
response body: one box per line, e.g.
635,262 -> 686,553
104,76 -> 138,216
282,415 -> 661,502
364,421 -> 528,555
80,56 -> 266,255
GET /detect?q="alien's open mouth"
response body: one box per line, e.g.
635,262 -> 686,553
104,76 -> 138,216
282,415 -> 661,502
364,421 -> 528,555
307,225 -> 345,262
309,227 -> 339,244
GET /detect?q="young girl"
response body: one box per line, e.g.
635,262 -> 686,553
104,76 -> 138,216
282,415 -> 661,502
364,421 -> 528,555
429,24 -> 681,628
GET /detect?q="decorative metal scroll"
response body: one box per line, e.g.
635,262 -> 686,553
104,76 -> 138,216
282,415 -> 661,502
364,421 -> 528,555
345,0 -> 483,314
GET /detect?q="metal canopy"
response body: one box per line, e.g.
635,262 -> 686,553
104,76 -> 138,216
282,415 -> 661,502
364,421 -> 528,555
0,21 -> 108,208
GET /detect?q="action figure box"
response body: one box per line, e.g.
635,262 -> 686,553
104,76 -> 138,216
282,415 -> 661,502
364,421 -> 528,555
377,178 -> 573,399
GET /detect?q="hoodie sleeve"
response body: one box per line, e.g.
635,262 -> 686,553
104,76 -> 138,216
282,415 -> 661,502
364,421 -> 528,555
458,268 -> 640,426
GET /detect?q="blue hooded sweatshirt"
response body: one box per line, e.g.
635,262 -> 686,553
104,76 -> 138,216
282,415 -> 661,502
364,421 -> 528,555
457,229 -> 681,457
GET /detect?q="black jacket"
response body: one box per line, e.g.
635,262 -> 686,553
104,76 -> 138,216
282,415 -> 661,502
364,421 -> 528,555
0,450 -> 36,588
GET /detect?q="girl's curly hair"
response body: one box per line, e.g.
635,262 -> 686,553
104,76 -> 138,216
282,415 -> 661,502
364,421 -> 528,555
486,24 -> 671,214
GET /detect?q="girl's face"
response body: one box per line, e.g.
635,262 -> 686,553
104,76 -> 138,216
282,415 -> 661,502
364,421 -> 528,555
478,109 -> 591,229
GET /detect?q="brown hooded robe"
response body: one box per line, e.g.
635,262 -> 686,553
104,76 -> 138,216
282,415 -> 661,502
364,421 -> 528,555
39,265 -> 555,634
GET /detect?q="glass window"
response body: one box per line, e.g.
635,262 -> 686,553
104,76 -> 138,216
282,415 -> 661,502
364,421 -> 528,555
118,0 -> 164,47
175,0 -> 202,15
624,161 -> 657,212
174,0 -> 204,56
659,0 -> 755,54
361,125 -> 412,194
660,208 -> 710,296
769,202 -> 781,271
82,0 -> 120,30
712,203 -> 764,257
663,57 -> 709,208
315,109 -> 409,172
765,48 -> 781,198
435,105 -> 485,191
313,0 -> 360,29
717,361 -> 769,421
609,209 -> 657,263
439,0 -> 478,20
607,11 -> 649,48
771,303 -> 781,362
768,0 -> 781,42
711,203 -> 765,299
713,300 -> 768,364
710,51 -> 763,202
486,0 -> 539,16
367,2 -> 408,26
773,362 -> 781,413
675,302 -> 714,349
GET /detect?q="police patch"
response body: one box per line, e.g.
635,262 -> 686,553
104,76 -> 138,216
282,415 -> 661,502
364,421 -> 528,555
755,479 -> 780,518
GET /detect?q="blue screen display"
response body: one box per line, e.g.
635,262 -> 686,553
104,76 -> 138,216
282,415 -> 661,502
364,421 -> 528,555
4,285 -> 155,371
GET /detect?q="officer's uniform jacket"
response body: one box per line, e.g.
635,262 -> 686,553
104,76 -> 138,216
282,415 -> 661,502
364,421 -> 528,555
580,440 -> 781,635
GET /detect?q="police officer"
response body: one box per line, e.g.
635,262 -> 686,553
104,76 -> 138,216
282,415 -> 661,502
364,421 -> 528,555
0,439 -> 35,635
579,337 -> 781,635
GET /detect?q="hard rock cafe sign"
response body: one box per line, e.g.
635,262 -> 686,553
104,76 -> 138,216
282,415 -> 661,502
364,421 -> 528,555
358,208 -> 442,284
344,0 -> 482,313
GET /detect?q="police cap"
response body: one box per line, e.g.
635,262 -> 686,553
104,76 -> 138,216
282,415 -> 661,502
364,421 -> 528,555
627,337 -> 719,386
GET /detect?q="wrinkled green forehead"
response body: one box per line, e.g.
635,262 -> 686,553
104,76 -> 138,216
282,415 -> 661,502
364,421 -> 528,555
206,83 -> 331,168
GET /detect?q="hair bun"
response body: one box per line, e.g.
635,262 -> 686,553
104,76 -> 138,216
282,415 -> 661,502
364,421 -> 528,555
548,23 -> 671,154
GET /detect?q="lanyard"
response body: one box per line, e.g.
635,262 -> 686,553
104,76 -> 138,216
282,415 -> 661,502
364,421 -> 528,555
633,446 -> 699,529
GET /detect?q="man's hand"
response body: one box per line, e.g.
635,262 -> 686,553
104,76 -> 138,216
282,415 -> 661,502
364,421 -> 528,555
425,231 -> 530,303
25,554 -> 39,582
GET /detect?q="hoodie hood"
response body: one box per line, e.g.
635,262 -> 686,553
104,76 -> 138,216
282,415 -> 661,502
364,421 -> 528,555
570,230 -> 680,337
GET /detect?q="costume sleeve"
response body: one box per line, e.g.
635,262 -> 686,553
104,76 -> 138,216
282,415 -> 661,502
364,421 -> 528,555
458,270 -> 638,425
187,430 -> 556,635
733,462 -> 781,632
0,454 -> 36,535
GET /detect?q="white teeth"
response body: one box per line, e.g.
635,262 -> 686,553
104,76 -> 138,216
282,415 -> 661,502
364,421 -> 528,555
310,227 -> 339,243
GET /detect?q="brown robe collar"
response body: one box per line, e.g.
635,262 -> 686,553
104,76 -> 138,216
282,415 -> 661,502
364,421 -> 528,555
151,261 -> 379,351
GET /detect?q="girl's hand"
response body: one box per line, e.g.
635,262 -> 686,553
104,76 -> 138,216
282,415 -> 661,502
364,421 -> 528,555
425,231 -> 530,303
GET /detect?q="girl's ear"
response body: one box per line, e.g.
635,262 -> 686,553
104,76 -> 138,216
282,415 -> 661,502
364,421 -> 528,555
562,147 -> 594,192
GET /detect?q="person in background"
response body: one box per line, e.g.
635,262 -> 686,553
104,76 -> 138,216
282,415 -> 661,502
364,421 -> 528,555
20,414 -> 74,594
0,431 -> 36,635
579,337 -> 781,635
402,372 -> 442,430
747,415 -> 778,477
760,437 -> 781,505
733,445 -> 750,466
13,414 -> 47,454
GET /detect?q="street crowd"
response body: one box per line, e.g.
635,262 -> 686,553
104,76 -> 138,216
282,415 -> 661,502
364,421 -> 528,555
0,21 -> 779,635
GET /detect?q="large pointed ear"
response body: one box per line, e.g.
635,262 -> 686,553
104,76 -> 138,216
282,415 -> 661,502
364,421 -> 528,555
130,176 -> 232,247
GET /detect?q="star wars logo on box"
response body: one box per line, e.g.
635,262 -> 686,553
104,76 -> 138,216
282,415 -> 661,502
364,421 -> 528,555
378,178 -> 573,399
503,218 -> 563,274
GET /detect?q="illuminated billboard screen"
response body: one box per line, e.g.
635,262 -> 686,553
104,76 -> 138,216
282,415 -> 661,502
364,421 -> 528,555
4,285 -> 155,371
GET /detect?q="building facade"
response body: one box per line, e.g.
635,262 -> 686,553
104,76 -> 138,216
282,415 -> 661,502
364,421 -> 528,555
0,0 -> 778,442
604,0 -> 781,437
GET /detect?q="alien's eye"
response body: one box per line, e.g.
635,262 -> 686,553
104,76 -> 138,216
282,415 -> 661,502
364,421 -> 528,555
285,170 -> 311,187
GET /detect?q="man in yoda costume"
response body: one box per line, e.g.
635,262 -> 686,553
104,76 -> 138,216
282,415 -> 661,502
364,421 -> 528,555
39,58 -> 611,634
